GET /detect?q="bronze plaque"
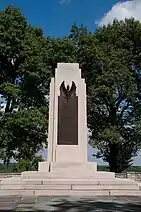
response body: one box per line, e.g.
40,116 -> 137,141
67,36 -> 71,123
57,81 -> 78,145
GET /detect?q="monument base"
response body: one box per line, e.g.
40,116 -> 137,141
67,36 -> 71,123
38,161 -> 97,174
21,161 -> 114,179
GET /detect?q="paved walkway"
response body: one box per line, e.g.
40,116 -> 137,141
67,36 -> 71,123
0,196 -> 141,211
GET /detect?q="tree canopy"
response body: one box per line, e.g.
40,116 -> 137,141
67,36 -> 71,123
0,6 -> 76,165
70,19 -> 141,172
0,6 -> 50,164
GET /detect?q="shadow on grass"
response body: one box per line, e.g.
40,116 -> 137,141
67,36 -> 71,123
49,198 -> 141,212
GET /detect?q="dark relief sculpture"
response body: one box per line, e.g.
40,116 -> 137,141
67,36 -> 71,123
60,81 -> 76,101
57,81 -> 78,145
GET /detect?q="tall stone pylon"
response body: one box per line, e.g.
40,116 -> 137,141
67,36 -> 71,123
39,63 -> 97,174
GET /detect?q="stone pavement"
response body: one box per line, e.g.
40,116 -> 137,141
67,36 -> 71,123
0,196 -> 141,211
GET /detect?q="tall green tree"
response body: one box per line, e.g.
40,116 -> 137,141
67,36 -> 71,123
0,6 -> 51,163
70,20 -> 141,172
0,6 -> 76,164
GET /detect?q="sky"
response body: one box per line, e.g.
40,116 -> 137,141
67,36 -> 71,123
0,0 -> 141,165
1,0 -> 140,37
0,0 -> 113,37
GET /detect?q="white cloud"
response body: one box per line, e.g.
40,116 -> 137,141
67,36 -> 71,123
98,0 -> 141,27
60,0 -> 72,4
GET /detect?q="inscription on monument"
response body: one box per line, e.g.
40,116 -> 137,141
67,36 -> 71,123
57,81 -> 78,145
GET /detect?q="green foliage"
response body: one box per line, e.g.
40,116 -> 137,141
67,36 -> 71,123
12,155 -> 44,172
0,164 -> 5,172
13,159 -> 32,172
44,37 -> 76,76
0,108 -> 47,163
0,6 -> 51,163
0,6 -> 51,110
70,20 -> 141,172
32,155 -> 44,170
0,6 -> 76,164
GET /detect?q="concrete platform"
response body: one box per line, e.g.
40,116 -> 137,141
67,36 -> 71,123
21,170 -> 115,179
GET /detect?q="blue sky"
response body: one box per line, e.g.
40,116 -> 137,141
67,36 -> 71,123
0,0 -> 120,37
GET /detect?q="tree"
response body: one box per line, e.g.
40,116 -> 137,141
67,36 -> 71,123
45,36 -> 76,76
69,19 -> 141,172
12,155 -> 44,172
0,108 -> 47,163
0,6 -> 76,164
0,6 -> 51,164
13,159 -> 32,172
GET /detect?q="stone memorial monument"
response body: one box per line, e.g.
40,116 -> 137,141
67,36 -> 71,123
0,63 -> 140,196
38,63 -> 97,175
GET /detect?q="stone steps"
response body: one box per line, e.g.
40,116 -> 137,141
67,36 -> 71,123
0,177 -> 140,196
0,184 -> 139,190
0,189 -> 141,197
0,179 -> 138,185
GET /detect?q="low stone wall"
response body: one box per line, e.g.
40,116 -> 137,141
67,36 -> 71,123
1,172 -> 141,181
116,172 -> 141,181
0,173 -> 20,179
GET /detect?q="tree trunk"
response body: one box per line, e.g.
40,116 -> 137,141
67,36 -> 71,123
109,107 -> 119,172
109,143 -> 119,172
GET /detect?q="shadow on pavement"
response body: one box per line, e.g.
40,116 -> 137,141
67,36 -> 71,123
0,211 -> 46,212
0,196 -> 141,211
49,199 -> 141,212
